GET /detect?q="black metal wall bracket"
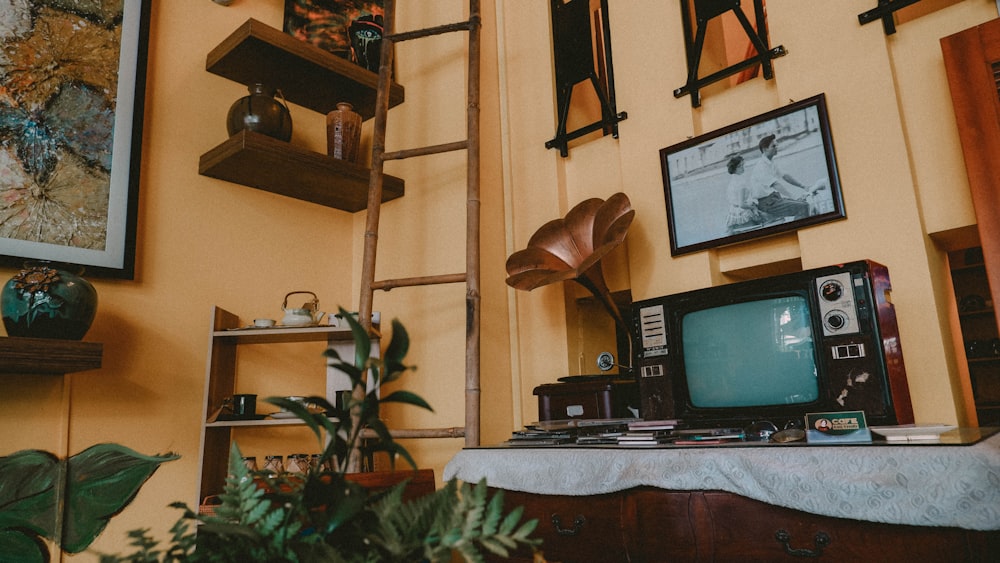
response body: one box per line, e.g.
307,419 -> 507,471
674,0 -> 786,108
545,0 -> 628,157
857,0 -> 924,35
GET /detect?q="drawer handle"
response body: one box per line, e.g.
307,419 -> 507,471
774,529 -> 831,558
551,514 -> 585,536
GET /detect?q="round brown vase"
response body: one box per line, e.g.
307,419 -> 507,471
326,102 -> 362,163
227,83 -> 292,142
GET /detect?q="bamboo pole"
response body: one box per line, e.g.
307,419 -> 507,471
465,0 -> 482,447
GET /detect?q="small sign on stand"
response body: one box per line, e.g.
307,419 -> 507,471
805,411 -> 872,443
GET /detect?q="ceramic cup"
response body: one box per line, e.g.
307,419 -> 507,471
232,394 -> 257,418
253,318 -> 276,327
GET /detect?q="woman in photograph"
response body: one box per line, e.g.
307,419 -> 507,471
724,155 -> 763,233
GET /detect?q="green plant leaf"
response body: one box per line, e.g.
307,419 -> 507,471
339,306 -> 370,369
323,353 -> 365,385
379,390 -> 433,412
384,319 -> 409,365
314,478 -> 367,535
0,449 -> 60,543
0,528 -> 48,563
483,492 -> 503,536
266,396 -> 326,443
61,444 -> 179,553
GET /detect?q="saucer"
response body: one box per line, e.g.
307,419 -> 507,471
216,414 -> 266,421
269,408 -> 326,419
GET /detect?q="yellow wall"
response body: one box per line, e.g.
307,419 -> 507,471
0,0 -> 996,558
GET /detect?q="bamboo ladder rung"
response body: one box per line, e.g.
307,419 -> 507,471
383,140 -> 469,161
372,273 -> 467,291
359,427 -> 467,440
387,19 -> 477,42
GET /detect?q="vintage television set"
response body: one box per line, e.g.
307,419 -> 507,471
632,260 -> 914,430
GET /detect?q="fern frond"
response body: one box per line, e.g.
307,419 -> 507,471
482,490 -> 503,536
460,480 -> 489,541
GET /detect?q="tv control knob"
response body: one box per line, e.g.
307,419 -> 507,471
597,352 -> 615,372
820,280 -> 843,301
825,310 -> 847,331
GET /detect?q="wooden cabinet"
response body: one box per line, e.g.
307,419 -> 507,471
196,306 -> 373,501
950,247 -> 1000,426
492,488 -> 999,562
198,18 -> 405,212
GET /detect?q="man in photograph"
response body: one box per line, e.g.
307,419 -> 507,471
748,134 -> 814,221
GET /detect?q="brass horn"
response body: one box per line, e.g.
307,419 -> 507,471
505,192 -> 635,342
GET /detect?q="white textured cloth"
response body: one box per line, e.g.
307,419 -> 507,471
444,432 -> 1000,530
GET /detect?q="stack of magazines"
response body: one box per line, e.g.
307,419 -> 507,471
505,418 -> 637,446
615,419 -> 680,446
506,428 -> 574,446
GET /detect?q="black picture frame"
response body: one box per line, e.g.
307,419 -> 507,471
0,0 -> 150,279
659,94 -> 844,256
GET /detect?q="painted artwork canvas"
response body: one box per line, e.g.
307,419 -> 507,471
0,0 -> 149,278
283,0 -> 384,71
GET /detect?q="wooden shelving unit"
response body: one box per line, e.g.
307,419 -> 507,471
949,247 -> 1000,426
206,18 -> 404,119
0,336 -> 102,375
198,306 -> 371,501
199,130 -> 404,212
199,18 -> 406,213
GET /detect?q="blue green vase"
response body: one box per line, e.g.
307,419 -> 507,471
2,262 -> 98,340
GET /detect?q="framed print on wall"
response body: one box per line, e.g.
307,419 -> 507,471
0,0 -> 151,279
659,94 -> 844,256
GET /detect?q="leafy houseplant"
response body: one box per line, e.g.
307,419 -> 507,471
102,308 -> 540,562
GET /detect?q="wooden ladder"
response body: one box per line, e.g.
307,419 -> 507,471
352,0 -> 482,469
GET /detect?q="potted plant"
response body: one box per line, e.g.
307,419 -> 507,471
101,308 -> 541,562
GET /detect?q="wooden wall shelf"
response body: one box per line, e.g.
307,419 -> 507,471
206,18 -> 404,120
0,336 -> 102,375
199,130 -> 404,212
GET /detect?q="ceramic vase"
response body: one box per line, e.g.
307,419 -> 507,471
226,83 -> 292,141
349,15 -> 383,72
326,102 -> 362,163
1,261 -> 98,340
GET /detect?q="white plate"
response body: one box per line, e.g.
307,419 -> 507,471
870,424 -> 957,441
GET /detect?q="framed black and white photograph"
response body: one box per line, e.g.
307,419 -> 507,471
0,0 -> 150,278
659,93 -> 844,256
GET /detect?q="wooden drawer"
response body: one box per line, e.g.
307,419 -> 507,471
623,488 -> 698,561
492,489 -> 628,563
699,491 -> 987,562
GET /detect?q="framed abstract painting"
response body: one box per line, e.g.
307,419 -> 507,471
0,0 -> 151,279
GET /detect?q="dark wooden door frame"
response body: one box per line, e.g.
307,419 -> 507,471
942,18 -> 1000,334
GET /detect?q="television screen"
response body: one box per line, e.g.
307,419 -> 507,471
681,296 -> 820,408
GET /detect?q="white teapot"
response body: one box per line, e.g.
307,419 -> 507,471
281,291 -> 325,327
